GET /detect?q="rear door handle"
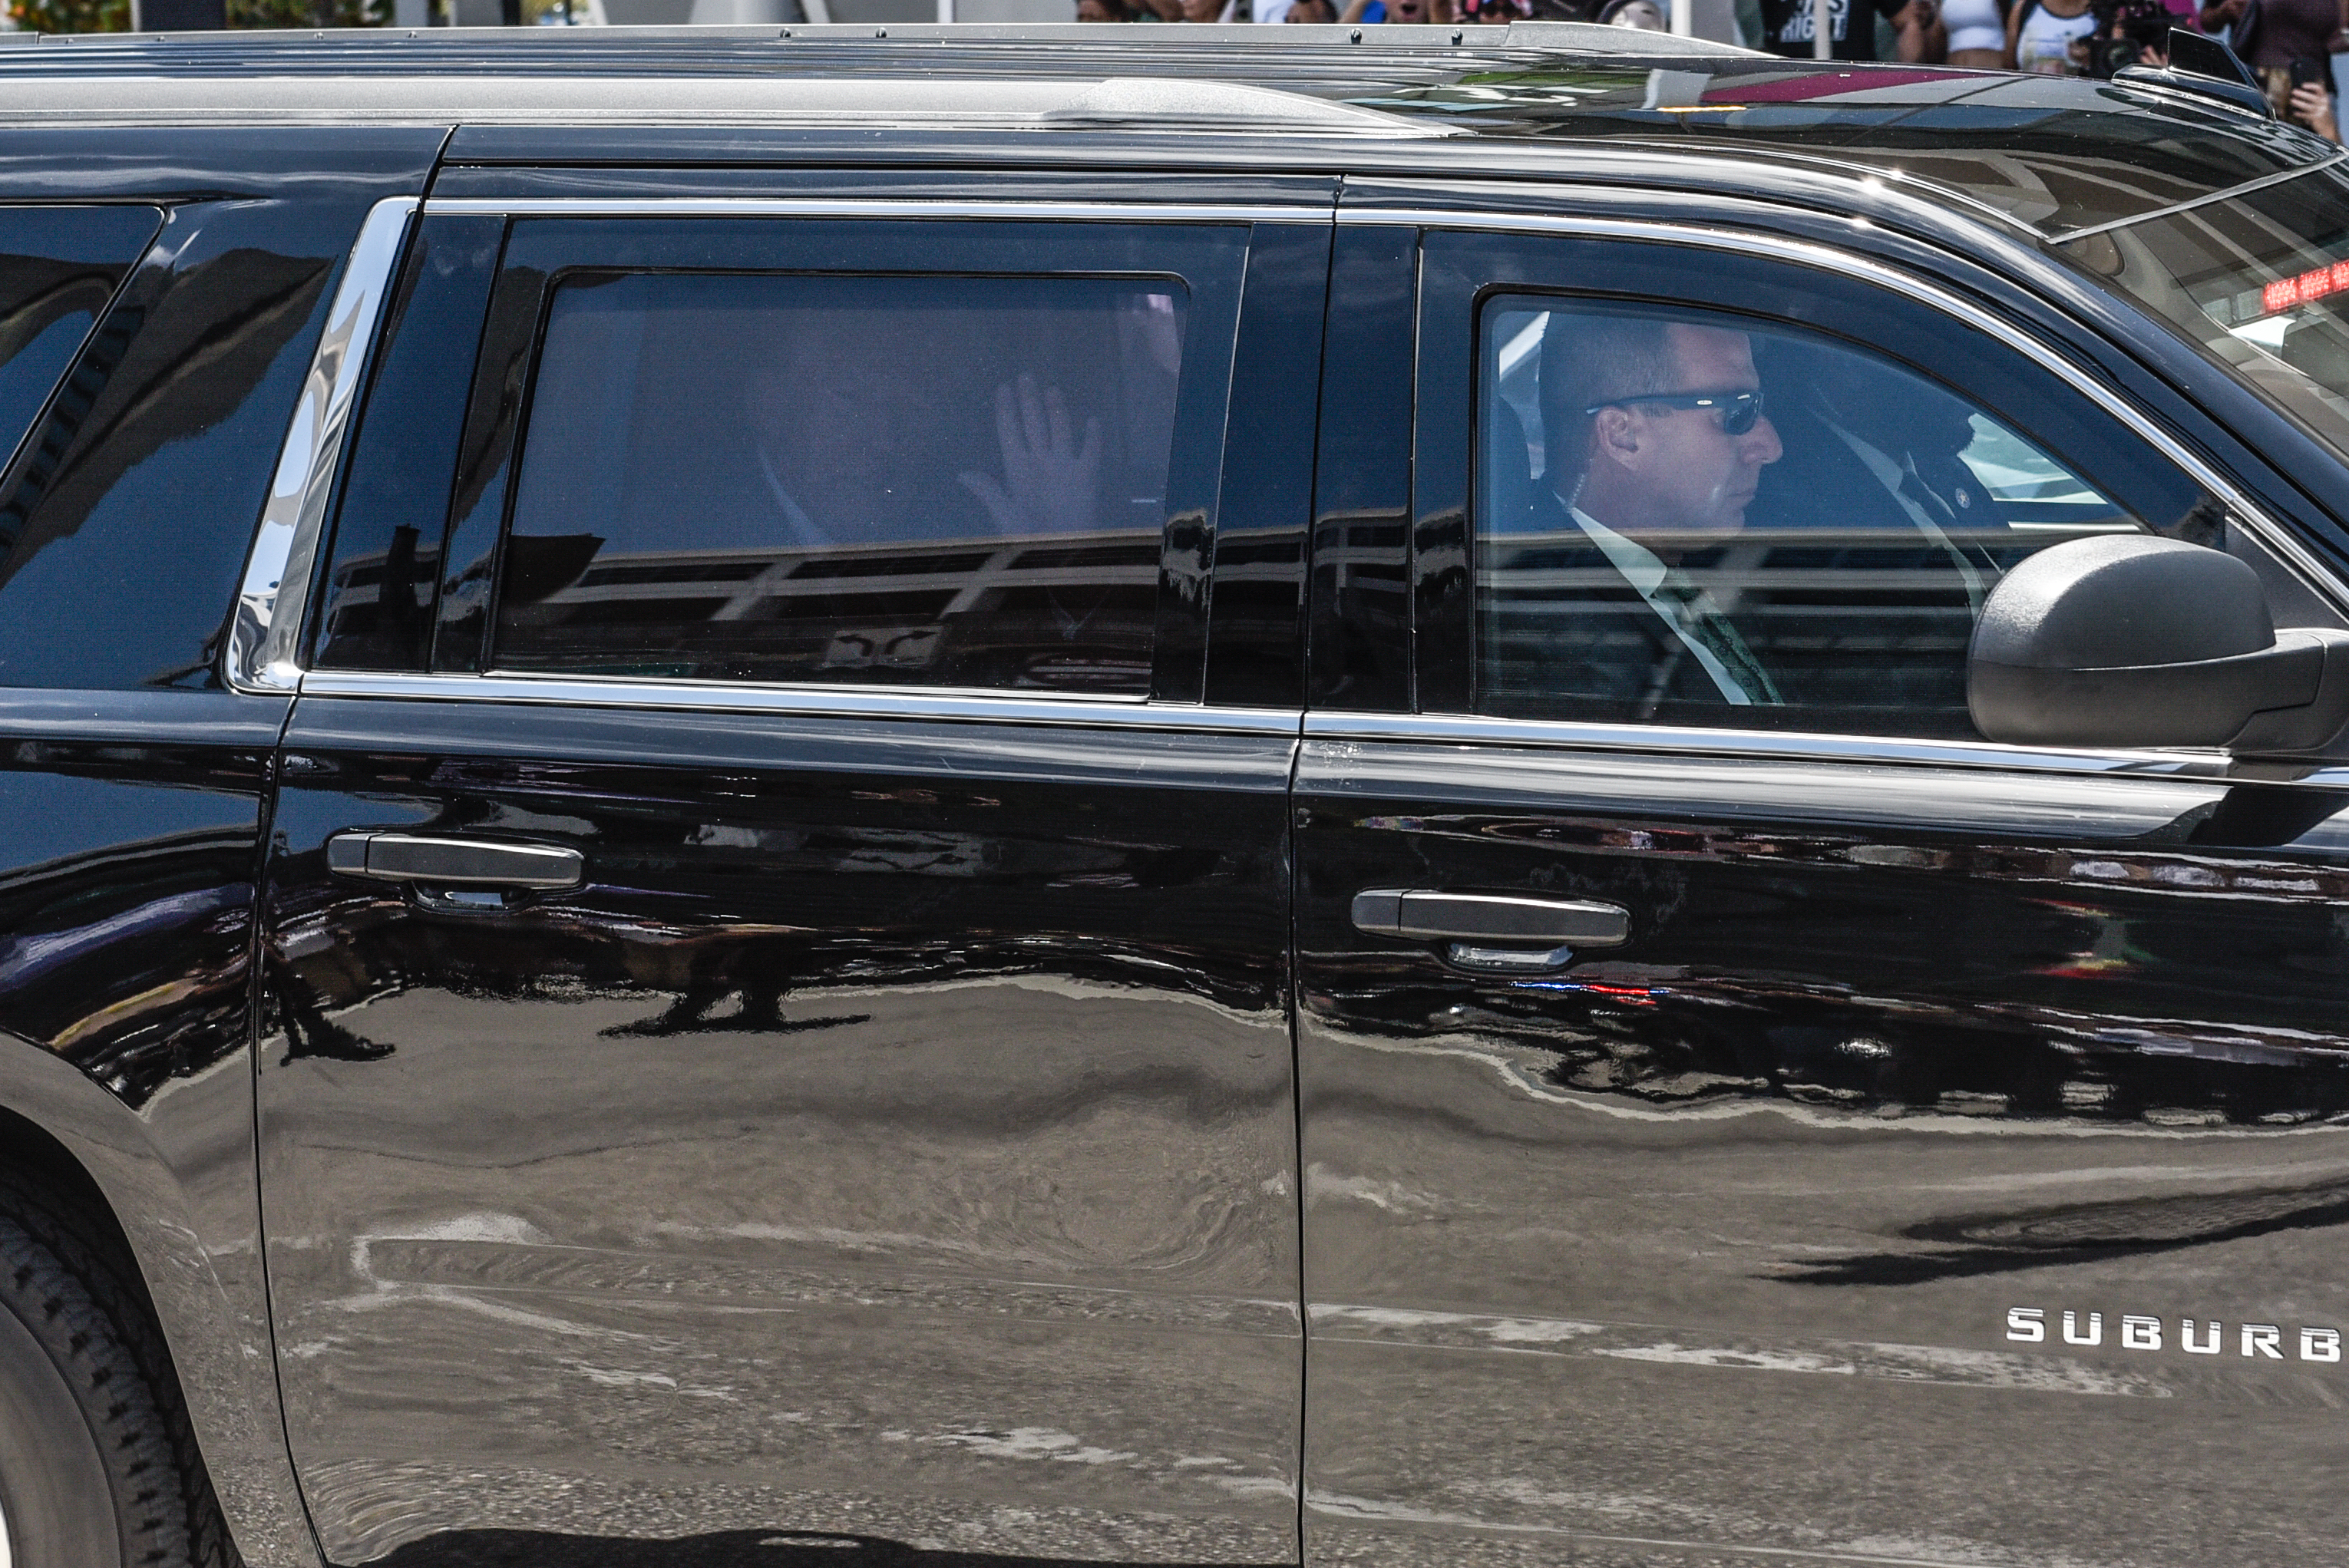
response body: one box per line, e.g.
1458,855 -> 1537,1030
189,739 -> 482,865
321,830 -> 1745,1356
326,832 -> 585,890
1351,889 -> 1630,947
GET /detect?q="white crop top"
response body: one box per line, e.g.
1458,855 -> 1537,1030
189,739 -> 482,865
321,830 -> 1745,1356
1941,0 -> 2005,52
2015,0 -> 2097,72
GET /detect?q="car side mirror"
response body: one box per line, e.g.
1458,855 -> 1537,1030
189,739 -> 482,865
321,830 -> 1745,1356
1967,535 -> 2349,756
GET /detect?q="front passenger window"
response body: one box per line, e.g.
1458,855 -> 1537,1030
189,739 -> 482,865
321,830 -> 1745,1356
1475,298 -> 2204,738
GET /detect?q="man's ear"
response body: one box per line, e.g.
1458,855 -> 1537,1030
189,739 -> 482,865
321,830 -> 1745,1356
1592,406 -> 1642,466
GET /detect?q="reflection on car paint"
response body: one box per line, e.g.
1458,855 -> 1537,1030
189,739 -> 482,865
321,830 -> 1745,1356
0,734 -> 266,1106
259,705 -> 1303,1566
1299,738 -> 2349,1566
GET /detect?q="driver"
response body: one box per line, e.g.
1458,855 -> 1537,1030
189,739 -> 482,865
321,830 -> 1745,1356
1535,312 -> 1786,707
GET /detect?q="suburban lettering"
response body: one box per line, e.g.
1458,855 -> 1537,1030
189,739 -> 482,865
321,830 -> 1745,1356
2007,1306 -> 2338,1366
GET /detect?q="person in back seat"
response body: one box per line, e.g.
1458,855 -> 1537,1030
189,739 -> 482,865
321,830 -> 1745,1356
1741,339 -> 2000,613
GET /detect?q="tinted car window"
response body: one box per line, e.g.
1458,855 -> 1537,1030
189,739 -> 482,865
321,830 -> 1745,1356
312,215 -> 504,675
0,208 -> 159,472
0,189 -> 422,692
1475,295 -> 2181,737
2063,162 -> 2349,477
493,271 -> 1187,695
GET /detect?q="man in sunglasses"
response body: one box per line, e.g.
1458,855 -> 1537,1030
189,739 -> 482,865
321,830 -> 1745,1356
1533,313 -> 1786,708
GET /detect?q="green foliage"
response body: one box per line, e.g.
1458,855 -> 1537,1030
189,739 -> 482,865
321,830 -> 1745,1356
2,0 -> 385,29
224,0 -> 388,22
7,0 -> 130,31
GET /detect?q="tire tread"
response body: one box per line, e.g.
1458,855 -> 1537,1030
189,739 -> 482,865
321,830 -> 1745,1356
0,1171 -> 240,1568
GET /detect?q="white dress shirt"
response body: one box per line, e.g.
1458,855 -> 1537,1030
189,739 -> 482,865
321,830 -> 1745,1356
1568,503 -> 1757,706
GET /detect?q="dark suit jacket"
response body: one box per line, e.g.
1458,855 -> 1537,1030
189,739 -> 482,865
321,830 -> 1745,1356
1483,457 -> 1987,726
1481,488 -> 1780,721
1744,401 -> 2006,552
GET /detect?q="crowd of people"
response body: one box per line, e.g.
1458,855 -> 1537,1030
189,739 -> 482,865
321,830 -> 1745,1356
1074,0 -> 2347,140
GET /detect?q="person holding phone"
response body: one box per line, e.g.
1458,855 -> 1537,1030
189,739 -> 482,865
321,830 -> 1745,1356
2200,0 -> 2347,125
2083,0 -> 2179,74
2290,68 -> 2342,136
2290,54 -> 2344,137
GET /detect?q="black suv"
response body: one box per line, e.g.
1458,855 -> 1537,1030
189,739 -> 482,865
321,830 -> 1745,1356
7,25 -> 2349,1568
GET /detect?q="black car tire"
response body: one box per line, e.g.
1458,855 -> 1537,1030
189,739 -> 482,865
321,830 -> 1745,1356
0,1174 -> 229,1567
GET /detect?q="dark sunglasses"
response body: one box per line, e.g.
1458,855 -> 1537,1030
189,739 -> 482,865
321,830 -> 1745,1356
1584,388 -> 1766,436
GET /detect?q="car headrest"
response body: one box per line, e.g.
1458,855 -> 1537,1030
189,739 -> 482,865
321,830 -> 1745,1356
1483,398 -> 1541,535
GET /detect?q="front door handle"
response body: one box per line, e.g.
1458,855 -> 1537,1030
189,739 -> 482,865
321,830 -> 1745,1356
1351,889 -> 1630,947
326,832 -> 584,890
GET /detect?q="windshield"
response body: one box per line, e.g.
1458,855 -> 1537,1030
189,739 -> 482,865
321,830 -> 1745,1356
2060,157 -> 2349,464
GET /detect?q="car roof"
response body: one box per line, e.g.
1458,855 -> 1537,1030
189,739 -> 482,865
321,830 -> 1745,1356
1,25 -> 2339,239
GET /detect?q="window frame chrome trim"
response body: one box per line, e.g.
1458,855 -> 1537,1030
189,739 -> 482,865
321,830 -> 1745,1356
246,195 -> 1331,701
299,672 -> 2237,776
299,668 -> 1305,735
255,200 -> 2344,784
1340,204 -> 2349,622
424,198 -> 1336,223
226,194 -> 418,695
1302,710 -> 2235,778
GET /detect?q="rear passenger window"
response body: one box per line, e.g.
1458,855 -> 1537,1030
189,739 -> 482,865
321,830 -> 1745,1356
1475,296 -> 2226,739
494,272 -> 1188,695
310,214 -> 503,675
0,208 -> 160,528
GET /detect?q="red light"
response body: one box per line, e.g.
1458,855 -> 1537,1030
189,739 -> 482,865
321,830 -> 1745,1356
2264,262 -> 2349,316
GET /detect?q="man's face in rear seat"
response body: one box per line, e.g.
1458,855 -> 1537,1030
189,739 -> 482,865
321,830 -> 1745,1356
745,306 -> 948,538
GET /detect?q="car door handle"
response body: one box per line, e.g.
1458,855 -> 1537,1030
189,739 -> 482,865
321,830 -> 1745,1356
1351,889 -> 1631,946
325,832 -> 585,890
